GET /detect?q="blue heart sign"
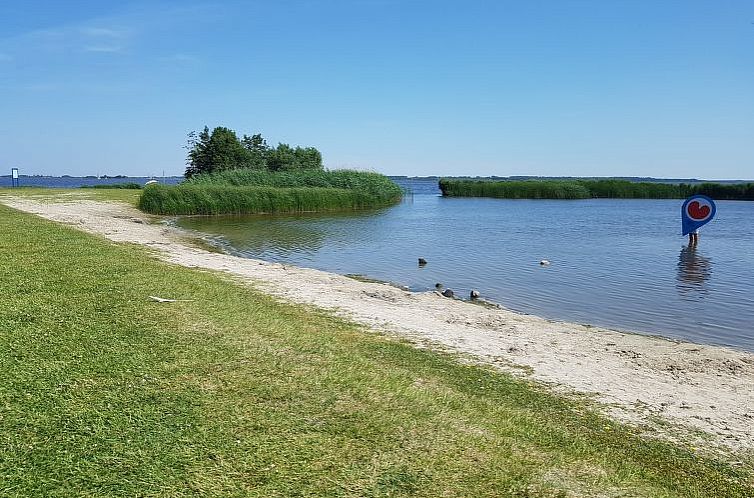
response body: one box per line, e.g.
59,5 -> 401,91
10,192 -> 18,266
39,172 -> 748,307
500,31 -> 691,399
681,195 -> 716,236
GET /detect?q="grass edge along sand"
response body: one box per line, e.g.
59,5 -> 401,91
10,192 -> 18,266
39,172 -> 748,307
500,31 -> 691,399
439,178 -> 754,200
0,203 -> 752,496
139,169 -> 403,215
0,187 -> 144,206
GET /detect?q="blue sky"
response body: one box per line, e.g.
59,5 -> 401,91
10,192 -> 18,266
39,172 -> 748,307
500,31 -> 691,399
1,1 -> 752,178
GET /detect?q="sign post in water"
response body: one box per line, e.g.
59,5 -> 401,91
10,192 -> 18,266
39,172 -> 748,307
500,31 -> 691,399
681,194 -> 716,245
11,168 -> 19,187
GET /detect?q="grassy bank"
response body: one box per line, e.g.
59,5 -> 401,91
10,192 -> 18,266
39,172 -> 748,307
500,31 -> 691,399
439,178 -> 754,200
0,187 -> 143,205
140,169 -> 403,215
0,200 -> 752,496
81,182 -> 142,190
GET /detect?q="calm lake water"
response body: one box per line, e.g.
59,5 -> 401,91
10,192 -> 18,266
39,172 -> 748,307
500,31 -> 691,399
0,176 -> 182,188
177,179 -> 754,351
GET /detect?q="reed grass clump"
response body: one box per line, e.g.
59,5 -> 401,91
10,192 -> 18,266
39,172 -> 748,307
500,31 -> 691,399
690,182 -> 754,200
139,169 -> 402,215
577,179 -> 681,199
439,179 -> 591,199
140,184 -> 378,215
440,178 -> 754,201
188,168 -> 403,201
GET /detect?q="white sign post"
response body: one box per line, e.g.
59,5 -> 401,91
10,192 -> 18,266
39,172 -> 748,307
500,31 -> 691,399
11,168 -> 19,187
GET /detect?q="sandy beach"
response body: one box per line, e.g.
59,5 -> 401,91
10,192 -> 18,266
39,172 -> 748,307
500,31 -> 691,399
4,195 -> 753,455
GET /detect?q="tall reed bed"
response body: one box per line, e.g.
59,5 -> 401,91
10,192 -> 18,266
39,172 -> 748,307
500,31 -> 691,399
577,180 -> 681,199
439,179 -> 591,199
690,182 -> 754,200
187,168 -> 403,202
138,185 -> 380,215
139,170 -> 403,215
439,179 -> 754,201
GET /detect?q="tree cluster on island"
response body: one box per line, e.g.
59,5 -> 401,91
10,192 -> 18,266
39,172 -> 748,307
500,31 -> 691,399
184,126 -> 323,178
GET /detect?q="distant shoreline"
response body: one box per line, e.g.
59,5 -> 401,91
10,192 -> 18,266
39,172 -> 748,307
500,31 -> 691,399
3,174 -> 754,184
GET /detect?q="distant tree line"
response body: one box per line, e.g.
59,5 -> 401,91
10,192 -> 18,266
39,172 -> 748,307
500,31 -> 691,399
439,178 -> 754,201
685,182 -> 754,201
184,126 -> 323,178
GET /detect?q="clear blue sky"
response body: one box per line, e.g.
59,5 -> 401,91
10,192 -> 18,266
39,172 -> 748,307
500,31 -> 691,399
1,1 -> 752,178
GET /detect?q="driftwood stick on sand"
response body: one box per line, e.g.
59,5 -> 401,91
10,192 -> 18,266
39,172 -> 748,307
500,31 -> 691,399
148,296 -> 193,303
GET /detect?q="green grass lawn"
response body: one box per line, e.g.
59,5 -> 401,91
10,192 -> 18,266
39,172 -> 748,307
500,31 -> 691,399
0,187 -> 142,206
0,201 -> 752,497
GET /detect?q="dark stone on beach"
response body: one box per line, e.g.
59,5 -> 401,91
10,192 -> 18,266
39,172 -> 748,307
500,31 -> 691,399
442,289 -> 454,298
470,289 -> 480,299
418,258 -> 427,266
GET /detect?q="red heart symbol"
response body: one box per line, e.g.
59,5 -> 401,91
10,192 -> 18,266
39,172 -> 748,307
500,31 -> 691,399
688,201 -> 710,220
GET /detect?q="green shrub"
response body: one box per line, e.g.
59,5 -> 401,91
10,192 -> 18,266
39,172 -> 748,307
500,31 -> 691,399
184,126 -> 323,178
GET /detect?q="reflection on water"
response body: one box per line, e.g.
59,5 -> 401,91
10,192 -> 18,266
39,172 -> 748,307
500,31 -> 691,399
176,180 -> 754,351
179,208 -> 393,259
184,214 -> 328,257
676,245 -> 713,297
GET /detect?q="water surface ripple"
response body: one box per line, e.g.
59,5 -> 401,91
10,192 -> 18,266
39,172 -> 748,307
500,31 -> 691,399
177,179 -> 754,351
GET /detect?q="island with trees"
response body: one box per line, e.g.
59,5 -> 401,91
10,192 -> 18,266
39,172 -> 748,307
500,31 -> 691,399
139,126 -> 402,215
